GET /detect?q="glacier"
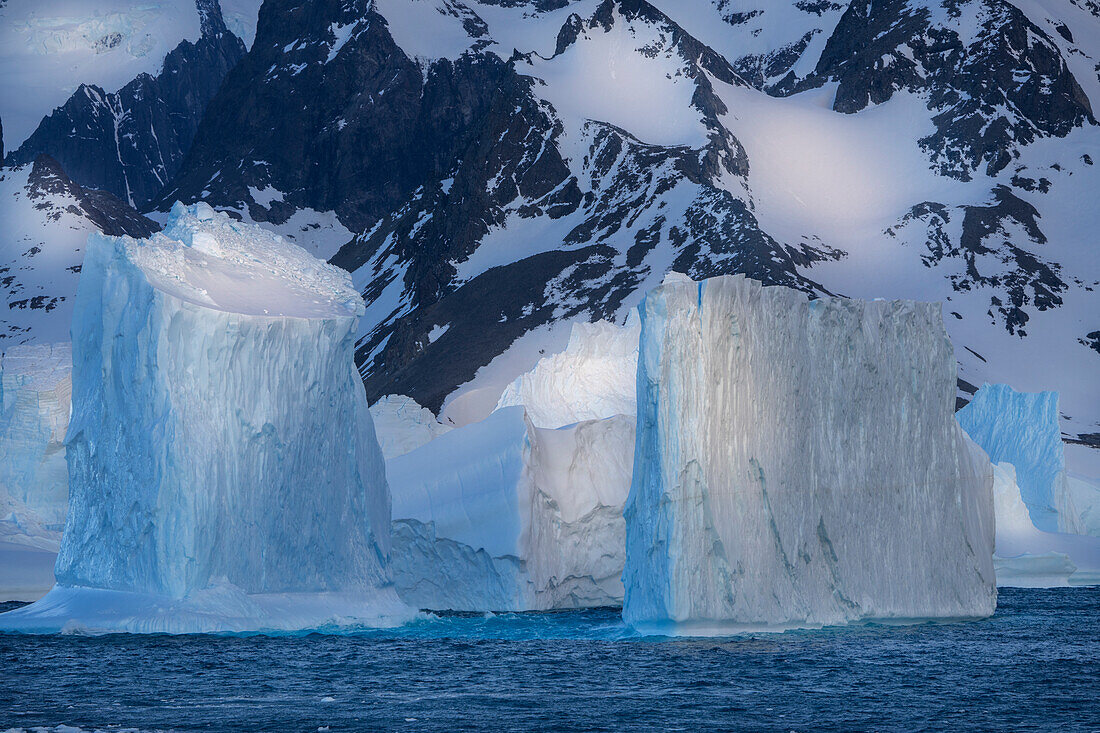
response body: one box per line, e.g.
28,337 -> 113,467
623,273 -> 997,634
957,383 -> 1098,538
495,314 -> 639,429
0,202 -> 410,633
388,406 -> 634,612
0,343 -> 72,601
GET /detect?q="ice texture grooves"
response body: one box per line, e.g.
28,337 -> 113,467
623,274 -> 997,634
388,407 -> 633,611
0,203 -> 409,633
956,384 -> 1071,534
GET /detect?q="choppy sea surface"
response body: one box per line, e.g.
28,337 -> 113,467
0,587 -> 1097,732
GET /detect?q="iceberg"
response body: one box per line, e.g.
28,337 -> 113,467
369,394 -> 453,460
495,314 -> 639,428
388,406 -> 634,611
991,462 -> 1100,587
956,384 -> 1072,534
623,274 -> 997,634
0,343 -> 72,601
0,202 -> 410,633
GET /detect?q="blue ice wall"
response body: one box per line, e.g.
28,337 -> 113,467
957,384 -> 1065,533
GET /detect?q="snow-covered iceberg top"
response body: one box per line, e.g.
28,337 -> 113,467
0,205 -> 410,633
125,202 -> 364,319
495,313 -> 639,429
623,273 -> 997,634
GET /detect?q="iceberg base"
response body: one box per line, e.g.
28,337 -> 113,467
0,583 -> 416,635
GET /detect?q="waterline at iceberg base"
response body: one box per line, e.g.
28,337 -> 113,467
623,274 -> 997,634
0,204 -> 412,634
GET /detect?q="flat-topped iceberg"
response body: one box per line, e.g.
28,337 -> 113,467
0,203 -> 410,633
0,343 -> 72,534
388,406 -> 634,611
623,274 -> 997,634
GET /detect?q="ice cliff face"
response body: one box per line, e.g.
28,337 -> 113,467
0,202 -> 408,632
956,383 -> 1093,536
495,314 -> 640,429
623,274 -> 997,633
0,343 -> 71,535
388,406 -> 633,611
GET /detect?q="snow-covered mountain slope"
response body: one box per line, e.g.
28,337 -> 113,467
0,0 -> 261,153
0,156 -> 158,345
5,1 -> 247,208
129,0 -> 1096,446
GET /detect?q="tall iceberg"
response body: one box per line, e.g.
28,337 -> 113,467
956,383 -> 1098,538
0,203 -> 409,633
623,274 -> 996,634
956,385 -> 1068,533
388,406 -> 634,611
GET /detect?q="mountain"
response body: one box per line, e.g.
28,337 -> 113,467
150,0 -> 1097,447
0,155 -> 158,345
0,0 -> 262,152
4,1 -> 247,207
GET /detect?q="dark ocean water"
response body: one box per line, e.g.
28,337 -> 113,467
0,587 -> 1097,732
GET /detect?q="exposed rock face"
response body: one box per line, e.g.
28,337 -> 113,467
22,0 -> 1087,443
6,1 -> 246,206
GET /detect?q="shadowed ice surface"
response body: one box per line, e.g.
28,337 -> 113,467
1,588 -> 1097,731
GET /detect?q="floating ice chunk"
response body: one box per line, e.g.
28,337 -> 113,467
495,313 -> 639,429
369,395 -> 452,460
0,203 -> 410,633
388,406 -> 634,611
623,274 -> 997,634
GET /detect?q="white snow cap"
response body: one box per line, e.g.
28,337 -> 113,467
128,202 -> 364,318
